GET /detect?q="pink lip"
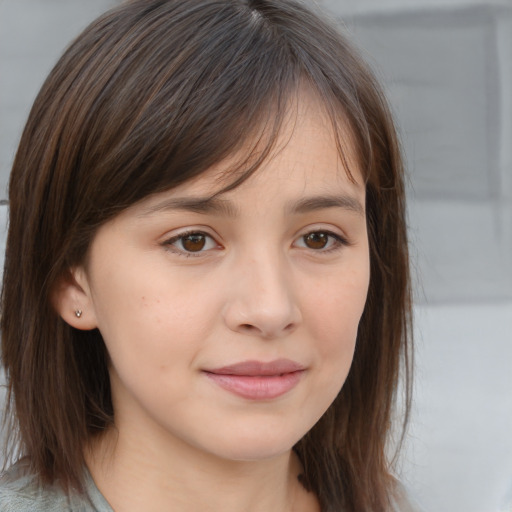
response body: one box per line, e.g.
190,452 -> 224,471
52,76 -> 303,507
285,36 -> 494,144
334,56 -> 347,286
203,359 -> 305,400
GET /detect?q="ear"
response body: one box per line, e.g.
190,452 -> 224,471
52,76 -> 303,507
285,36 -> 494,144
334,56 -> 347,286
52,267 -> 98,330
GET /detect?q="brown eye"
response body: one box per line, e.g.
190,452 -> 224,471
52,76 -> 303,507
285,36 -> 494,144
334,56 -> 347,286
181,234 -> 207,252
295,230 -> 347,253
303,232 -> 329,249
165,231 -> 219,256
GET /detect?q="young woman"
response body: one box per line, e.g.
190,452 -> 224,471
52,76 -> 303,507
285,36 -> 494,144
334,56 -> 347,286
0,0 -> 413,510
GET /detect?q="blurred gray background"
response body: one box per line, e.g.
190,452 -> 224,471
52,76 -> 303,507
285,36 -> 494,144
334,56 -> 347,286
1,0 -> 511,510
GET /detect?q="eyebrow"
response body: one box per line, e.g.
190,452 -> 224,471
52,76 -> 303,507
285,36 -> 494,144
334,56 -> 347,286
140,197 -> 238,217
140,194 -> 364,218
289,195 -> 364,217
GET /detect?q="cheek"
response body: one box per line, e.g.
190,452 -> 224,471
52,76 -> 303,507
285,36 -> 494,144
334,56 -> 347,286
301,263 -> 369,404
305,267 -> 369,348
89,270 -> 172,365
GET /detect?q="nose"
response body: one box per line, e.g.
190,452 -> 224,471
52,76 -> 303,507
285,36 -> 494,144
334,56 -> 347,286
222,252 -> 302,339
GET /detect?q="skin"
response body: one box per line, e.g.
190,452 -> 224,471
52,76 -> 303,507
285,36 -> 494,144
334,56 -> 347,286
57,92 -> 370,512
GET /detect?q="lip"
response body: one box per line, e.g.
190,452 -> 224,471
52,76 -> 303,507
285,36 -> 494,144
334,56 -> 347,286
203,359 -> 306,400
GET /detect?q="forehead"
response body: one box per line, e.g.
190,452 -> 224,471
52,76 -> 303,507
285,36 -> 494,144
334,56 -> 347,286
114,90 -> 366,228
153,91 -> 363,203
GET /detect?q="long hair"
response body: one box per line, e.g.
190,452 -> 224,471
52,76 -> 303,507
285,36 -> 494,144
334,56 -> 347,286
1,1 -> 412,510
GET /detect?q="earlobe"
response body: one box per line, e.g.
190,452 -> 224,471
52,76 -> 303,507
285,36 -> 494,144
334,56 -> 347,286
52,267 -> 98,330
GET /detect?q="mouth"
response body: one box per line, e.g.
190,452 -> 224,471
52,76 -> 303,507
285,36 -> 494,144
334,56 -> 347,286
203,359 -> 306,400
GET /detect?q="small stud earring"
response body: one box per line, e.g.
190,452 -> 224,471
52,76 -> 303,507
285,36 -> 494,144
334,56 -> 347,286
75,309 -> 83,318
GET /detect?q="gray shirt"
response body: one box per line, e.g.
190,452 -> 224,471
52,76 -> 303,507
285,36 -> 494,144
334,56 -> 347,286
0,461 -> 418,511
0,462 -> 113,512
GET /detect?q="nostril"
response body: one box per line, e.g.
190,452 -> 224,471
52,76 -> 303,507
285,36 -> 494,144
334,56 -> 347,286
240,324 -> 258,333
238,322 -> 296,338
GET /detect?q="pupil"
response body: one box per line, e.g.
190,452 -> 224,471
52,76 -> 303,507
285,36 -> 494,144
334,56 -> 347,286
182,234 -> 206,252
305,232 -> 328,249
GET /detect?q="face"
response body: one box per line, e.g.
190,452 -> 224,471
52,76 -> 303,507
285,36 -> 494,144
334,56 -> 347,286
64,93 -> 370,463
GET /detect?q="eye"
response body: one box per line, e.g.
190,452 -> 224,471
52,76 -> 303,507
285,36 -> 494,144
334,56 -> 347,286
294,230 -> 347,252
164,231 -> 219,255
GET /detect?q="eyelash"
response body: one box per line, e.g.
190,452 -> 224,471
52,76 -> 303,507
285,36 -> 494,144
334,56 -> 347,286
162,229 -> 350,257
163,230 -> 218,258
295,231 -> 350,253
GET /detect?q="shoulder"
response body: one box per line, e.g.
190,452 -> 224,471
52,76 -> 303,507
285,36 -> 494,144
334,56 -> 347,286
0,461 -> 69,511
0,461 -> 99,512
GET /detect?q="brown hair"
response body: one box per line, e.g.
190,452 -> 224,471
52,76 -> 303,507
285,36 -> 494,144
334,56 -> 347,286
1,0 -> 412,510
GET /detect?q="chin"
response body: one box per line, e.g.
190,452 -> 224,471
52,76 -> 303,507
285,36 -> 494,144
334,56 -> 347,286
201,423 -> 305,462
214,442 -> 295,463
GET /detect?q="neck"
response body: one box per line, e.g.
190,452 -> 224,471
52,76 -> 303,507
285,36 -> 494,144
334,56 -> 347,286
86,426 -> 318,512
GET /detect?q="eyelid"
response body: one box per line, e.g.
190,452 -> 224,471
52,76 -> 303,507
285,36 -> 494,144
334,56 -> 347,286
293,227 -> 351,253
162,229 -> 222,257
160,225 -> 351,258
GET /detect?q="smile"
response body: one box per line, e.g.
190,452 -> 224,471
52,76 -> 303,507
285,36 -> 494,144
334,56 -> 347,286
203,359 -> 306,400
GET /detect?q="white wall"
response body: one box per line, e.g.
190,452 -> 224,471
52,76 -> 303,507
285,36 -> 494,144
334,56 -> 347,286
319,1 -> 512,510
1,1 -> 511,510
